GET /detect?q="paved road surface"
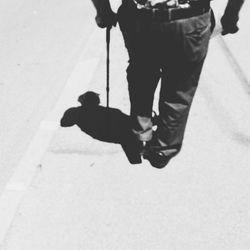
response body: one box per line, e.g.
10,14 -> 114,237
0,0 -> 95,193
0,0 -> 250,249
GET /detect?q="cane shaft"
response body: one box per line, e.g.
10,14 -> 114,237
106,27 -> 111,108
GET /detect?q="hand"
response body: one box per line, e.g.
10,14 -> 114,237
221,14 -> 239,35
95,11 -> 117,29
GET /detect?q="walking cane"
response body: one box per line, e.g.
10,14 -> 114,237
106,27 -> 111,108
105,26 -> 111,137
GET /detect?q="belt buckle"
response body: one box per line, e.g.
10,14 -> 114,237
152,8 -> 156,19
151,7 -> 173,22
168,8 -> 173,21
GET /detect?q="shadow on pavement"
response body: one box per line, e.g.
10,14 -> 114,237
60,91 -> 141,164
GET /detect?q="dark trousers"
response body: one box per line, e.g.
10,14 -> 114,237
118,2 -> 212,157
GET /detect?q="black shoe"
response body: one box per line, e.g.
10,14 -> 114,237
143,140 -> 182,168
141,133 -> 173,168
143,150 -> 171,169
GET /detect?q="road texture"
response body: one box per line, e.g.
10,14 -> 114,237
0,0 -> 96,193
0,0 -> 250,249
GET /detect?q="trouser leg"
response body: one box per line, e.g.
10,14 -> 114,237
155,11 -> 212,158
119,5 -> 212,160
156,58 -> 206,156
118,4 -> 161,142
127,59 -> 160,141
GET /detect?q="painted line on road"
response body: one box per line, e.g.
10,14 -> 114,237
0,28 -> 104,245
217,36 -> 250,93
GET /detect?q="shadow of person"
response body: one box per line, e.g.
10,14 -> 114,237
60,91 -> 141,164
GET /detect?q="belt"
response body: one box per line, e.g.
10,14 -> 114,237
136,5 -> 210,22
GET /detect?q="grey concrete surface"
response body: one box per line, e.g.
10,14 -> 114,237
0,0 -> 96,194
1,0 -> 250,249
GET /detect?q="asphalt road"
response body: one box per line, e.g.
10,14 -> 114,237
0,1 -> 250,248
0,0 -> 249,197
0,0 -> 96,193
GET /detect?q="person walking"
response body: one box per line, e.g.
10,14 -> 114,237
90,0 -> 245,168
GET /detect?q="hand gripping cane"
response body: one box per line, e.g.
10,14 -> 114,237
106,27 -> 111,108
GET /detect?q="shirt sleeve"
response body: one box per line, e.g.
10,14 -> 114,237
224,0 -> 245,20
91,0 -> 113,15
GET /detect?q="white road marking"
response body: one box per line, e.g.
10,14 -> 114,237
47,58 -> 100,123
0,27 -> 104,245
217,36 -> 250,92
0,191 -> 24,244
39,120 -> 58,130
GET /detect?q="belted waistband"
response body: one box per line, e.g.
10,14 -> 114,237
137,5 -> 210,22
122,0 -> 210,22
